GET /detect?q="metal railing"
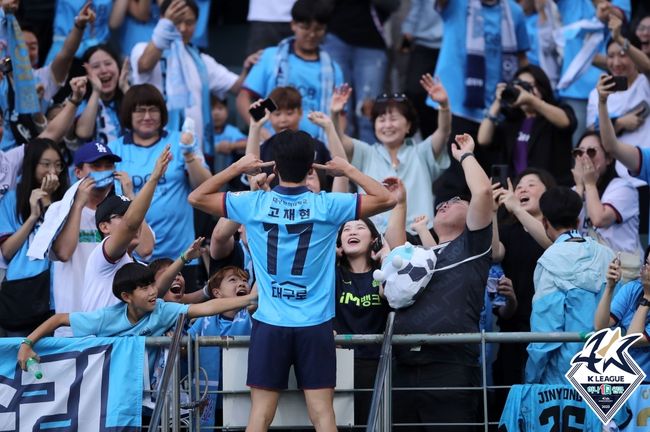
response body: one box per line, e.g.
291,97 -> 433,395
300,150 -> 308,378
144,329 -> 590,431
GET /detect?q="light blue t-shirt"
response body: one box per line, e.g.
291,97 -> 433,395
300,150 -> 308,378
431,0 -> 529,122
47,0 -> 112,63
556,0 -> 630,100
76,99 -> 122,145
116,4 -> 160,57
225,186 -> 359,327
635,147 -> 650,183
70,299 -> 189,337
610,280 -> 650,380
0,190 -> 49,280
206,123 -> 246,157
243,45 -> 344,138
525,14 -> 539,66
108,131 -> 201,261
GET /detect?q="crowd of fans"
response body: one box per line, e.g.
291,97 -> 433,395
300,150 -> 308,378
1,0 -> 650,430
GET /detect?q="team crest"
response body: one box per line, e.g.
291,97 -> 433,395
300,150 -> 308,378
565,328 -> 646,424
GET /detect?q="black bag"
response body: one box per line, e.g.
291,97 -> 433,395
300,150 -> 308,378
0,270 -> 52,331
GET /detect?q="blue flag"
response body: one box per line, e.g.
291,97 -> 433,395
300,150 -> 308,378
0,336 -> 145,431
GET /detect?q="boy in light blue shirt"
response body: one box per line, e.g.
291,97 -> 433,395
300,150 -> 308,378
207,96 -> 246,175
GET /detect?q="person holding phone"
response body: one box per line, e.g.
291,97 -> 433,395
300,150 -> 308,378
477,65 -> 575,186
586,29 -> 650,156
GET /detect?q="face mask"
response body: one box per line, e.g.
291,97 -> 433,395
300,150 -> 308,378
88,170 -> 115,189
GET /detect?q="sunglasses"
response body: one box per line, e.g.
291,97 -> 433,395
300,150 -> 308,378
571,148 -> 598,158
435,196 -> 462,212
376,93 -> 407,103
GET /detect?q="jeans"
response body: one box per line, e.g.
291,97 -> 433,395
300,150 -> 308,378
322,33 -> 388,143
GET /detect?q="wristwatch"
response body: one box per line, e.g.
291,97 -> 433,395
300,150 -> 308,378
639,297 -> 650,308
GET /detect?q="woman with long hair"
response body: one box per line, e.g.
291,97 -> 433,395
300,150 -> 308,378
0,139 -> 69,336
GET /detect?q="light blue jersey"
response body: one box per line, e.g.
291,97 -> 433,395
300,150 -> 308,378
499,384 -> 625,430
116,4 -> 160,57
47,0 -> 112,63
556,0 -> 630,100
430,0 -> 529,122
0,78 -> 16,151
108,131 -> 201,261
243,46 -> 344,138
610,280 -> 650,381
70,299 -> 189,337
76,99 -> 121,145
225,186 -> 359,327
525,14 -> 539,66
0,190 -> 49,280
188,309 -> 251,427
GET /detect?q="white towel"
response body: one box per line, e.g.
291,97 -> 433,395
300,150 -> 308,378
27,179 -> 82,260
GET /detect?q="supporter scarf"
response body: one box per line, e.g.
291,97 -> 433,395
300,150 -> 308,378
556,18 -> 605,90
274,37 -> 334,141
152,18 -> 191,111
3,12 -> 39,114
464,0 -> 518,109
185,44 -> 214,152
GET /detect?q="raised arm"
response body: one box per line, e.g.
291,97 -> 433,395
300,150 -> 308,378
50,3 -> 94,84
307,111 -> 350,192
103,146 -> 171,261
383,177 -> 407,247
155,237 -> 204,297
420,74 -> 451,157
51,178 -> 95,261
609,15 -> 650,76
597,74 -> 640,172
137,0 -> 187,73
179,121 -> 211,189
188,154 -> 274,216
594,257 -> 620,330
329,84 -> 354,159
497,179 -> 552,249
451,134 -> 492,231
312,157 -> 396,218
244,99 -> 271,158
228,50 -> 260,94
478,83 -> 506,146
210,218 -> 239,260
40,77 -> 87,143
74,72 -> 102,141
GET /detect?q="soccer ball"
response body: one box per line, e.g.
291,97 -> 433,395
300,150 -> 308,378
373,243 -> 438,309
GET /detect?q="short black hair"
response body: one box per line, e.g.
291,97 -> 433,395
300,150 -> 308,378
112,263 -> 155,301
270,130 -> 315,182
539,187 -> 583,230
514,167 -> 557,191
291,0 -> 333,24
161,0 -> 199,19
120,84 -> 168,131
149,258 -> 174,276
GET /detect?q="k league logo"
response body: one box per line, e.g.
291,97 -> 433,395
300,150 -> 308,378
566,328 -> 646,424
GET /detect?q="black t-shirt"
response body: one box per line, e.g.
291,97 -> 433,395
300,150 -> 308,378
334,266 -> 391,359
394,224 -> 492,366
498,221 -> 545,332
327,0 -> 391,49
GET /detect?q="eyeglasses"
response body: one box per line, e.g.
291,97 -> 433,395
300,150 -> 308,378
637,25 -> 650,33
133,106 -> 161,116
38,160 -> 64,173
571,148 -> 598,158
376,93 -> 407,103
435,196 -> 463,212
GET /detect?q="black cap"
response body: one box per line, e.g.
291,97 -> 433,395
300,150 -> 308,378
95,195 -> 131,228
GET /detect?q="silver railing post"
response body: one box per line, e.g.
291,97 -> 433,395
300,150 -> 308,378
481,329 -> 488,432
172,352 -> 180,432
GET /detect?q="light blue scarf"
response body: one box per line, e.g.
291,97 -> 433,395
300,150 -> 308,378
274,37 -> 334,141
185,45 -> 214,152
3,12 -> 39,114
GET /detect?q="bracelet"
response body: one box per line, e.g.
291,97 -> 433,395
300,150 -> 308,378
459,152 -> 474,164
74,20 -> 86,31
179,252 -> 189,264
21,338 -> 33,347
67,96 -> 82,107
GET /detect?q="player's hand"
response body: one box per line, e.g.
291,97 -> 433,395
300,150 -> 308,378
234,153 -> 274,176
312,156 -> 353,177
249,172 -> 275,191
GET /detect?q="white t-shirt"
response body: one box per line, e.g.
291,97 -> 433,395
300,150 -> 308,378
81,236 -> 133,312
0,145 -> 24,201
587,74 -> 650,186
578,177 -> 642,258
34,65 -> 64,102
247,0 -> 296,22
52,205 -> 101,337
130,42 -> 238,147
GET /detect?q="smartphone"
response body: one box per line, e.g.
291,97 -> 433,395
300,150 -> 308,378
628,100 -> 650,121
610,75 -> 628,92
490,164 -> 509,189
371,236 -> 383,254
249,98 -> 277,122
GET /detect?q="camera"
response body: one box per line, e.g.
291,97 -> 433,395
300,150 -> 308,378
501,79 -> 534,105
0,57 -> 12,74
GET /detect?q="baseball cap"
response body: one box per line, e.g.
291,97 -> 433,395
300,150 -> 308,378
74,141 -> 122,166
95,195 -> 131,227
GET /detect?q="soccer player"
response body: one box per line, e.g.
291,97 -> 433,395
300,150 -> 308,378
188,130 -> 396,432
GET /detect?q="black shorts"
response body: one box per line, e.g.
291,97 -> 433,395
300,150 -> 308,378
247,319 -> 336,390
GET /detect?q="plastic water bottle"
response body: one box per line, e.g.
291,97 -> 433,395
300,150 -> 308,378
26,357 -> 43,380
486,264 -> 507,307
